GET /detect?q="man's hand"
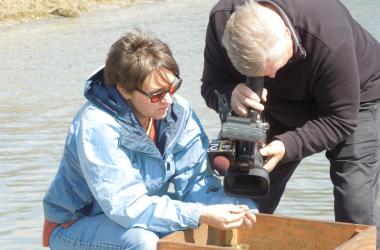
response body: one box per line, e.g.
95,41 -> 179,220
199,204 -> 256,230
231,83 -> 267,117
260,140 -> 285,172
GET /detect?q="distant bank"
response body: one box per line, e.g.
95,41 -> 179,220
0,0 -> 137,22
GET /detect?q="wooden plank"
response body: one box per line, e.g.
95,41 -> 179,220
157,213 -> 376,250
236,213 -> 376,250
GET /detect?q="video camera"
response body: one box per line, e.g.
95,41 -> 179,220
208,77 -> 270,199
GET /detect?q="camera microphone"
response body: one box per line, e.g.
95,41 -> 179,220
208,139 -> 235,176
212,155 -> 230,175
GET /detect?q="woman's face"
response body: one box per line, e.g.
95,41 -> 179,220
117,69 -> 177,127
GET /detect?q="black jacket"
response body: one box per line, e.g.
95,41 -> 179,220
201,0 -> 380,163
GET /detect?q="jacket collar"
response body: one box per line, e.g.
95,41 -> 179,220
258,0 -> 307,63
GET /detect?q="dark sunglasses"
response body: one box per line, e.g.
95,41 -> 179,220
136,77 -> 182,103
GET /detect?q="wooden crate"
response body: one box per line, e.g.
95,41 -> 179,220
158,213 -> 376,250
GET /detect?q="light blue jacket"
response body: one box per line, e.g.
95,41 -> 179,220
43,68 -> 257,233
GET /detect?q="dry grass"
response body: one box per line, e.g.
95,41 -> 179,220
0,0 -> 135,22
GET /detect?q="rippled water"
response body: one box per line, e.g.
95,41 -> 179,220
0,0 -> 379,248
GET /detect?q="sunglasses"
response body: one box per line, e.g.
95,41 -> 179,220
136,77 -> 182,103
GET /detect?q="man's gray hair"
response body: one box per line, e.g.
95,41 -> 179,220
222,0 -> 284,77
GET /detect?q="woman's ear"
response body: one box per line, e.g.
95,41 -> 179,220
117,84 -> 132,100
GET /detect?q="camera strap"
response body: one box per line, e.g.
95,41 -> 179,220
214,90 -> 230,123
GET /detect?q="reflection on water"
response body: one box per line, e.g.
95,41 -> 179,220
0,0 -> 379,248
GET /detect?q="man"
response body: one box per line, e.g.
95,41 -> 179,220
201,0 -> 380,247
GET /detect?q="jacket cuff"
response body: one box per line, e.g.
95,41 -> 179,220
187,203 -> 204,228
274,132 -> 301,163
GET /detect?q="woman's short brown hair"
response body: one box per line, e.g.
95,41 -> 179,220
104,31 -> 179,91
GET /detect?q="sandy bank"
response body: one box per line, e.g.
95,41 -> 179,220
0,0 -> 137,22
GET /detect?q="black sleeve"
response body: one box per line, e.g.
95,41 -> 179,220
201,10 -> 245,112
275,39 -> 360,163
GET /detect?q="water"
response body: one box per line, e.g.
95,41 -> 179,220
0,0 -> 379,248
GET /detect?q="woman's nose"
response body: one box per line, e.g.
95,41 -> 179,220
161,92 -> 173,104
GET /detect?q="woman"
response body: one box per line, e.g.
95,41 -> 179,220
43,31 -> 257,250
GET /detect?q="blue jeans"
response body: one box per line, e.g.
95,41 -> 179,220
49,213 -> 166,250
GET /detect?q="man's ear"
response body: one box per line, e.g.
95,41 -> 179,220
117,84 -> 132,100
285,26 -> 291,38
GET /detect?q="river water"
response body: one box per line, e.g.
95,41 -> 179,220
0,0 -> 379,249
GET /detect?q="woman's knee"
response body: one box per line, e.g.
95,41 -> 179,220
119,227 -> 159,250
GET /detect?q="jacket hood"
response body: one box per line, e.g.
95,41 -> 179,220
84,67 -> 139,125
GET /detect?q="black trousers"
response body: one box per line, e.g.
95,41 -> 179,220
257,100 -> 380,248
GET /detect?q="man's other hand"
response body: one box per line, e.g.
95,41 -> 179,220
230,83 -> 267,117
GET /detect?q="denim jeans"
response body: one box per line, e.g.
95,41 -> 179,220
49,213 -> 166,250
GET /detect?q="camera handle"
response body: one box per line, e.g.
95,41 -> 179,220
246,77 -> 264,123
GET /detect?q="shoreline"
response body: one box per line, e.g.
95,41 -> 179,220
0,0 -> 138,23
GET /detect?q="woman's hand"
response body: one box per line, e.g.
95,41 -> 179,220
199,204 -> 256,230
230,83 -> 267,117
260,140 -> 285,172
